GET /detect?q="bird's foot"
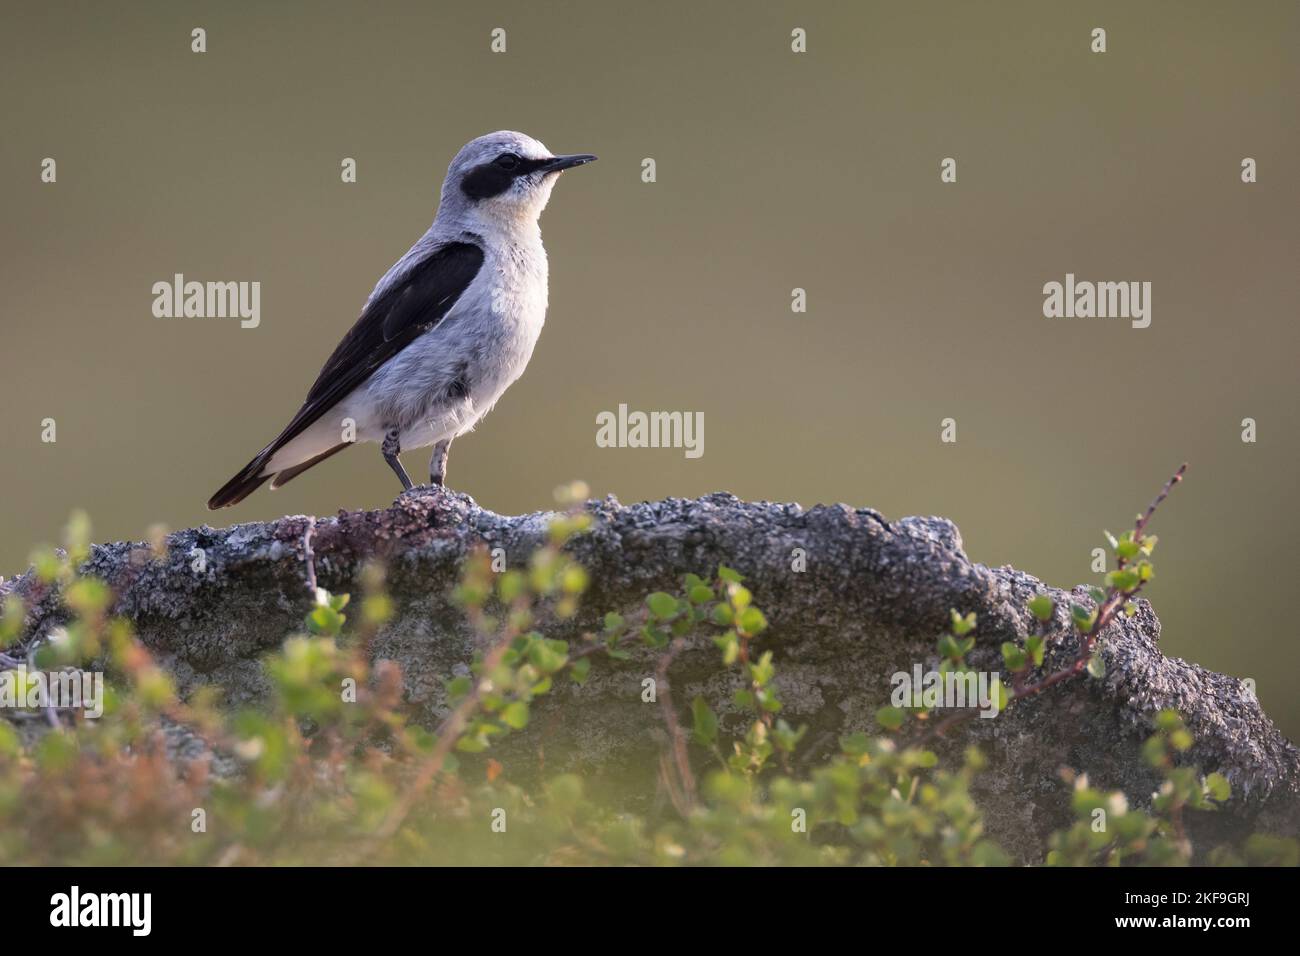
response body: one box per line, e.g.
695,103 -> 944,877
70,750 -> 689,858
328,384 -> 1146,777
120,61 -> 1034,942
394,484 -> 477,512
398,482 -> 448,499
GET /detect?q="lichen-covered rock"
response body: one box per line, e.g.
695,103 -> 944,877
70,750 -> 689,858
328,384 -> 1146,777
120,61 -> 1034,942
5,487 -> 1296,858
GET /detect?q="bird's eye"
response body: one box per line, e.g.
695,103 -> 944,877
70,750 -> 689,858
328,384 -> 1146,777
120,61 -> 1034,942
494,153 -> 520,170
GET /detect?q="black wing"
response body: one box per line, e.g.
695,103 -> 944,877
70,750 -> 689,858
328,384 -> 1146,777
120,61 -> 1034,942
208,240 -> 484,509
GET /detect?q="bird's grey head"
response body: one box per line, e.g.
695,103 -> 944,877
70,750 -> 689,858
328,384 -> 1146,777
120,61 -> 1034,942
436,131 -> 596,233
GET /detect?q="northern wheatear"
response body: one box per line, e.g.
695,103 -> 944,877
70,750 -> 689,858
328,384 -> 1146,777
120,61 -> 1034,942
208,131 -> 595,509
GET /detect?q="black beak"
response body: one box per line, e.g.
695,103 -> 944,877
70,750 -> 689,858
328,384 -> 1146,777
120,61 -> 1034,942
539,153 -> 598,173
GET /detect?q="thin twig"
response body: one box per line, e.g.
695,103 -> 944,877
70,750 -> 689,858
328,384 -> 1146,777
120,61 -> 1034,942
1135,463 -> 1186,538
655,637 -> 697,811
919,465 -> 1187,745
302,518 -> 319,595
372,623 -> 517,842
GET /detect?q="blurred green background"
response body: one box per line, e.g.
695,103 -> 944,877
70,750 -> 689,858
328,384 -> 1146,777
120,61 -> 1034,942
2,1 -> 1297,737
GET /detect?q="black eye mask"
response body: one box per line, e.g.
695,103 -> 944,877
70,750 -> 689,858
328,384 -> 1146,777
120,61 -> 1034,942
461,156 -> 554,200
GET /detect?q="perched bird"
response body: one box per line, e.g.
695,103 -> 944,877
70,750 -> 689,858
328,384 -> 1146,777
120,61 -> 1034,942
208,131 -> 596,510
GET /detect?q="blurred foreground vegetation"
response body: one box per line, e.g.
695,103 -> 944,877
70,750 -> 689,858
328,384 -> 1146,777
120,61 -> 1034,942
0,485 -> 1296,866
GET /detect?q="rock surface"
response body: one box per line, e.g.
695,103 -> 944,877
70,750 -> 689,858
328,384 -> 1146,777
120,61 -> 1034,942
5,488 -> 1297,858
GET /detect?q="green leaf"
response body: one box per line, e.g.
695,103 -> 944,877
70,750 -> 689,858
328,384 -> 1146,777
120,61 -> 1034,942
527,638 -> 569,673
993,677 -> 1009,712
1142,735 -> 1167,767
561,564 -> 588,594
646,592 -> 679,620
65,578 -> 112,617
728,586 -> 752,611
456,735 -> 488,753
1000,642 -> 1027,672
530,676 -> 553,696
738,607 -> 768,635
307,605 -> 343,635
570,657 -> 591,685
500,701 -> 530,730
1154,709 -> 1182,731
773,719 -> 806,753
714,633 -> 739,665
1027,594 -> 1054,622
1205,772 -> 1231,802
29,546 -> 63,584
717,565 -> 743,584
875,705 -> 906,731
840,732 -> 871,756
640,624 -> 669,648
0,596 -> 25,649
691,696 -> 719,745
1086,653 -> 1105,679
35,731 -> 78,772
1105,569 -> 1140,592
0,720 -> 19,758
1026,634 -> 1045,667
497,570 -> 525,603
688,585 -> 714,605
62,510 -> 93,566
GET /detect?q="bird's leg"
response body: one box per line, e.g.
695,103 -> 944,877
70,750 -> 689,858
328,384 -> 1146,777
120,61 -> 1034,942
382,427 -> 413,491
429,439 -> 452,487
